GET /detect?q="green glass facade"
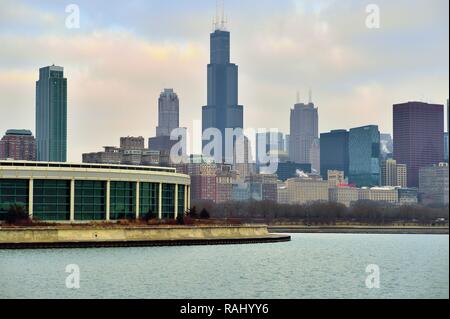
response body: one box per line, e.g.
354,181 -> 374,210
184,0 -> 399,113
140,182 -> 159,217
75,181 -> 106,221
0,179 -> 28,220
161,184 -> 175,219
33,180 -> 70,221
110,181 -> 136,220
177,185 -> 186,216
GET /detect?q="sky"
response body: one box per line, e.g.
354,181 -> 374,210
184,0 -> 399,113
0,0 -> 448,162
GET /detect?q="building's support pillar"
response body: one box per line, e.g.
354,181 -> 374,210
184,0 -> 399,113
174,184 -> 178,220
184,185 -> 188,216
187,186 -> 191,213
70,179 -> 75,222
28,179 -> 33,220
106,180 -> 111,222
158,183 -> 163,220
135,181 -> 140,220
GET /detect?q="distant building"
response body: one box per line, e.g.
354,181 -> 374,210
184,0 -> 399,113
120,136 -> 145,150
329,187 -> 359,207
381,159 -> 407,188
202,28 -> 244,161
327,170 -> 347,188
0,129 -> 36,161
276,162 -> 312,182
419,163 -> 449,206
156,89 -> 179,137
444,132 -> 449,162
358,187 -> 398,204
36,65 -> 67,162
245,174 -> 278,202
393,102 -> 444,187
256,132 -> 284,170
289,101 -> 318,165
398,188 -> 418,205
215,165 -> 235,203
349,125 -> 381,187
285,176 -> 328,205
320,129 -> 349,180
83,137 -> 169,167
380,133 -> 393,160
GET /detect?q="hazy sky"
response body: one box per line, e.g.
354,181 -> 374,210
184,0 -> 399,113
0,0 -> 448,162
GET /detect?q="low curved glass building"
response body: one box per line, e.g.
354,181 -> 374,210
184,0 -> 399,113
0,161 -> 190,222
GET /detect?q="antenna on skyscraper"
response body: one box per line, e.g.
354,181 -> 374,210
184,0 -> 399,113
296,91 -> 300,104
220,0 -> 227,30
308,89 -> 313,104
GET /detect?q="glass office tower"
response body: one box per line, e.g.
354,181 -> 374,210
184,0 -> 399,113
36,65 -> 67,162
349,125 -> 381,187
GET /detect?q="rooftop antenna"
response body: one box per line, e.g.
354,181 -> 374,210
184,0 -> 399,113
220,0 -> 227,30
296,91 -> 300,104
308,89 -> 313,104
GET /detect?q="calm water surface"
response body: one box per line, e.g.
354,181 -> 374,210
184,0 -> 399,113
0,234 -> 448,299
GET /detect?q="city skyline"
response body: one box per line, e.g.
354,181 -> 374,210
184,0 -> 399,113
0,0 -> 449,162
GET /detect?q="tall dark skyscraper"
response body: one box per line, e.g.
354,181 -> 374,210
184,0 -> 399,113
202,23 -> 243,162
393,101 -> 444,187
36,65 -> 67,162
320,129 -> 349,180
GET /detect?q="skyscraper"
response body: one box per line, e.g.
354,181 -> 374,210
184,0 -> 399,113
149,89 -> 180,156
36,65 -> 67,162
393,102 -> 444,187
289,101 -> 318,165
202,23 -> 244,162
320,129 -> 349,180
156,89 -> 179,137
0,129 -> 36,161
349,125 -> 381,187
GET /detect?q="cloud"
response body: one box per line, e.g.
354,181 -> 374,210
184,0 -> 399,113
0,0 -> 448,162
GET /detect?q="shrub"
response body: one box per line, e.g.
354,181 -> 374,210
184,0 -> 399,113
4,205 -> 30,225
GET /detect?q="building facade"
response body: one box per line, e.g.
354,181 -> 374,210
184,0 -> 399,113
393,102 -> 444,187
36,65 -> 67,162
0,130 -> 36,161
156,89 -> 179,137
320,129 -> 349,180
285,177 -> 328,205
349,125 -> 381,187
0,161 -> 190,221
329,187 -> 359,207
419,163 -> 449,206
289,101 -> 319,165
381,159 -> 407,188
202,27 -> 244,161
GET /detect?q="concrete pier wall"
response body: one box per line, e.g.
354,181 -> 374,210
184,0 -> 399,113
0,225 -> 288,248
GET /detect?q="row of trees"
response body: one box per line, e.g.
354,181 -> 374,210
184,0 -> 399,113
191,200 -> 449,226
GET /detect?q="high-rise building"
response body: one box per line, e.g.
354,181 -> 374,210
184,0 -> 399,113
380,133 -> 393,160
444,132 -> 449,163
381,159 -> 407,188
256,132 -> 284,169
36,65 -> 67,162
349,125 -> 381,187
149,89 -> 181,156
202,24 -> 243,161
393,102 -> 444,187
320,129 -> 349,180
419,163 -> 449,206
0,129 -> 36,161
289,101 -> 318,165
156,89 -> 179,137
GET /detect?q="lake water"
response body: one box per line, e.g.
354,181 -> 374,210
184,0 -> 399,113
0,234 -> 448,299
